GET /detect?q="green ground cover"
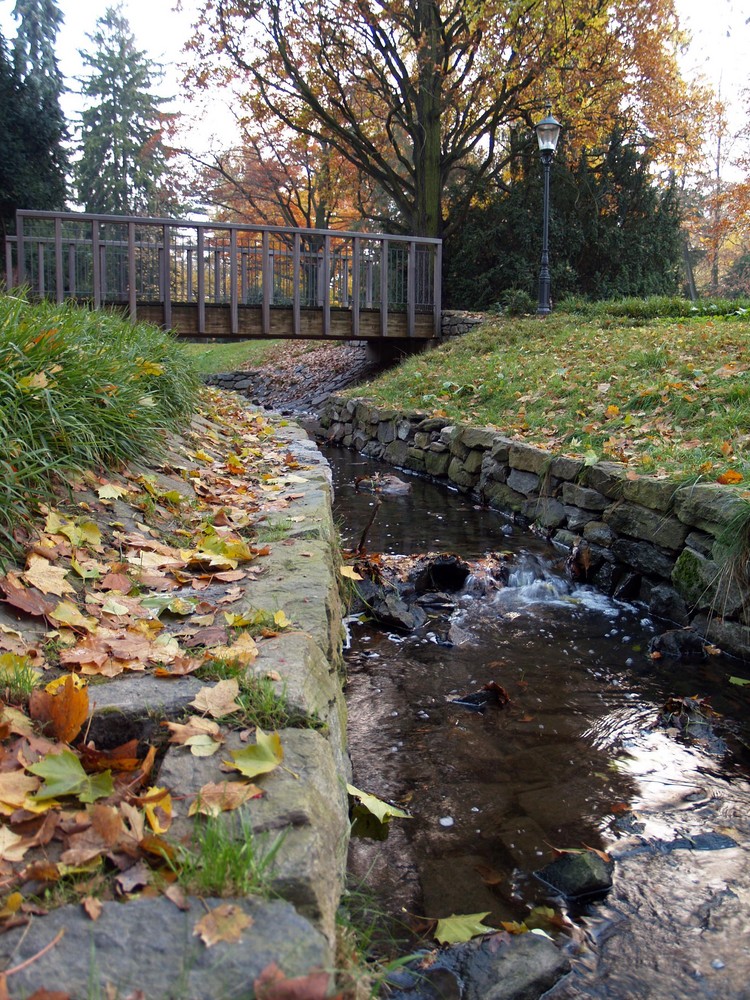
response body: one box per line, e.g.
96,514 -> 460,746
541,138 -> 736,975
180,338 -> 283,374
0,294 -> 200,559
350,312 -> 750,483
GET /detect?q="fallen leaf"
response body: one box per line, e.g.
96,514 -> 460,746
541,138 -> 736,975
339,566 -> 363,581
0,826 -> 32,862
716,470 -> 743,485
434,912 -> 497,944
28,749 -> 114,804
253,962 -> 331,1000
164,884 -> 190,911
82,896 -> 103,920
346,784 -> 411,823
190,679 -> 242,719
29,674 -> 89,744
188,780 -> 263,817
22,555 -> 76,597
193,903 -> 252,947
474,863 -> 504,886
224,728 -> 284,779
142,786 -> 172,834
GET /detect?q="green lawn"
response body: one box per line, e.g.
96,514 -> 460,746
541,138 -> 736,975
346,313 -> 750,483
179,338 -> 284,374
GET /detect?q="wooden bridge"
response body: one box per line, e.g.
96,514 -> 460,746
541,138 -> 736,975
4,211 -> 442,341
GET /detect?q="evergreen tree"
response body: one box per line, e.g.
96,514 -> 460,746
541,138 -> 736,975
74,5 -> 178,216
444,128 -> 684,308
0,18 -> 67,252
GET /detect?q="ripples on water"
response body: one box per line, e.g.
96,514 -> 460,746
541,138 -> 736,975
324,447 -> 750,998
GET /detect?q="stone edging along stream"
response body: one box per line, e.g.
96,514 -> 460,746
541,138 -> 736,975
314,395 -> 750,663
0,419 -> 351,998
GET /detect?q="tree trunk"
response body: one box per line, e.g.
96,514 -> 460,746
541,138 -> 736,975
413,0 -> 443,238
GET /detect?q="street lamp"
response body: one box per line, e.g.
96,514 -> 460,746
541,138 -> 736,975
534,110 -> 562,315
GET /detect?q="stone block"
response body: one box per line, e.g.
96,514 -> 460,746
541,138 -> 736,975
482,481 -> 526,513
506,468 -> 540,497
425,450 -> 451,477
561,482 -> 609,511
583,520 -> 615,547
377,419 -> 397,444
383,439 -> 410,466
463,448 -> 485,475
405,446 -> 427,472
509,442 -> 548,474
622,476 -> 678,511
604,501 -> 689,550
548,455 -> 584,481
161,729 -> 349,945
458,426 -> 497,450
673,483 -> 747,533
490,437 -> 513,462
611,538 -> 676,579
580,461 -> 627,498
524,497 -> 567,528
448,456 -> 477,490
0,897 -> 330,1000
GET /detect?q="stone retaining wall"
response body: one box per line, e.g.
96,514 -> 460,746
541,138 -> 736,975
441,309 -> 486,337
317,395 -> 750,661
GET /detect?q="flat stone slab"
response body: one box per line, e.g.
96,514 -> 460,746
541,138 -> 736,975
159,727 -> 349,944
86,674 -> 205,748
0,896 -> 329,1000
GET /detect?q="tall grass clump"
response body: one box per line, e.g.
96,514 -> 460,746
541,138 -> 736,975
0,294 -> 200,560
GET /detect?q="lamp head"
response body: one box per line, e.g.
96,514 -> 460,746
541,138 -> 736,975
535,111 -> 562,154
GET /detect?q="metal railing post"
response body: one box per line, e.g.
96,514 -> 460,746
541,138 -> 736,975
379,238 -> 388,336
54,217 -> 64,303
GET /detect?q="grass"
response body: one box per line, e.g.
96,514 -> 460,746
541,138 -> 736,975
346,311 -> 750,481
179,338 -> 284,374
173,812 -> 283,897
197,657 -> 312,730
0,654 -> 41,705
0,294 -> 200,561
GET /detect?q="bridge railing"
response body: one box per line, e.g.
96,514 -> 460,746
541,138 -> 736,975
4,211 -> 442,338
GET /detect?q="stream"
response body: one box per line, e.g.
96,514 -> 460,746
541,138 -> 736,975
323,445 -> 750,1000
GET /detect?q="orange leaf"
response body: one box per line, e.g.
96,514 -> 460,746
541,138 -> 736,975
193,903 -> 252,947
254,962 -> 333,1000
716,470 -> 743,485
28,674 -> 89,744
81,897 -> 102,921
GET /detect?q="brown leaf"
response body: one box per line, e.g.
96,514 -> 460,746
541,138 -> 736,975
79,740 -> 141,773
28,675 -> 89,744
474,863 -> 504,886
717,470 -> 743,485
164,716 -> 222,745
254,962 -> 332,1000
82,896 -> 103,921
0,578 -> 56,618
164,884 -> 190,911
115,861 -> 152,895
193,903 -> 252,947
98,573 -> 133,592
189,679 -> 242,718
188,780 -> 263,817
25,991 -> 70,1000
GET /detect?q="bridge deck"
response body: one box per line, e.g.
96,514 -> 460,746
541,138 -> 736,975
5,211 -> 442,340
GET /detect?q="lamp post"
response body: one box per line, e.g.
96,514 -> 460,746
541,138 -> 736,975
535,110 -> 561,316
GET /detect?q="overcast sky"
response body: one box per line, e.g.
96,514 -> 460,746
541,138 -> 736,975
1,0 -> 748,151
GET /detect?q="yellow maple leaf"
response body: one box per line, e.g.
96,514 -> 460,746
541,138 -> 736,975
340,566 -> 363,581
22,554 -> 76,597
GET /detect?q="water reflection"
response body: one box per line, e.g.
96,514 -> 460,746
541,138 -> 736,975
323,445 -> 750,998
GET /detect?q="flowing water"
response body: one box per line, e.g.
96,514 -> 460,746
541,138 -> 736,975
324,446 -> 750,1000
